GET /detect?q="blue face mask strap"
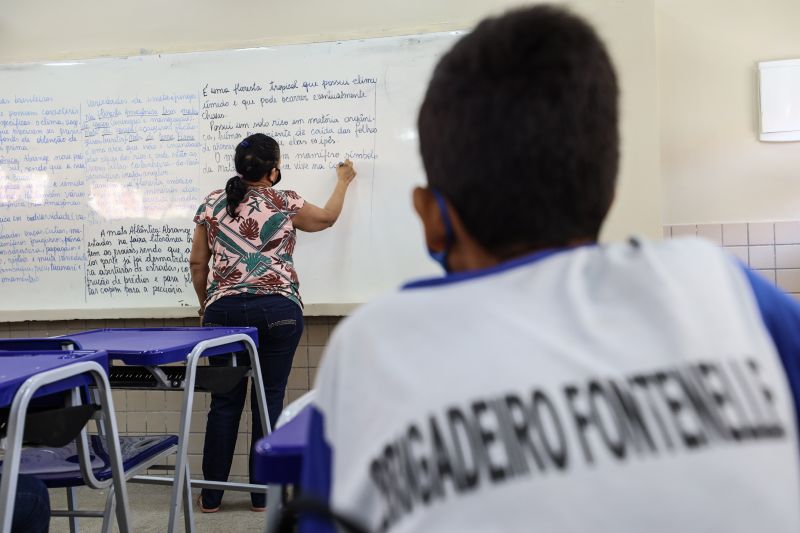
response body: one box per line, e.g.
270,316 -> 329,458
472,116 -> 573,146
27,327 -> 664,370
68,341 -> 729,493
429,188 -> 454,272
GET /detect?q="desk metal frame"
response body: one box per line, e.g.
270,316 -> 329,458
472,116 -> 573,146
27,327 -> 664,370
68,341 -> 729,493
123,333 -> 271,533
0,361 -> 131,533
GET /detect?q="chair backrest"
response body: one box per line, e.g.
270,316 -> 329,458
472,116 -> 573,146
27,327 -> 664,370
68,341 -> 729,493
276,390 -> 317,429
0,338 -> 82,351
278,497 -> 369,533
0,343 -> 95,417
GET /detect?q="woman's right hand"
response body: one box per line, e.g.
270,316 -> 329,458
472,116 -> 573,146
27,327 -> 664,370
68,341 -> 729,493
336,159 -> 357,185
293,159 -> 356,232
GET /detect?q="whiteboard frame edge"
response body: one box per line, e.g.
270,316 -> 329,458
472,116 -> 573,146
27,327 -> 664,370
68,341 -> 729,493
0,29 -> 467,70
0,303 -> 358,323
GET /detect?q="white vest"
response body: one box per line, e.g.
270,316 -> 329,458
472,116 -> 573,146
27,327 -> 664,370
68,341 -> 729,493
313,238 -> 800,532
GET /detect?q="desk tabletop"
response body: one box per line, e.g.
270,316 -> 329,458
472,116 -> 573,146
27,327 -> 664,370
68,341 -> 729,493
58,327 -> 258,365
0,350 -> 108,407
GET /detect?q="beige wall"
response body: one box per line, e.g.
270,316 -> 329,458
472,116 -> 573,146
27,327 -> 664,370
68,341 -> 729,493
658,0 -> 800,225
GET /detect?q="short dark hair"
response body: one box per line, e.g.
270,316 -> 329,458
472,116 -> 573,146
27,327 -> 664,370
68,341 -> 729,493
418,5 -> 619,256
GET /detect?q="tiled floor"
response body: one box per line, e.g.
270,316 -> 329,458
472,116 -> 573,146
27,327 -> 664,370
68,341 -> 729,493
49,484 -> 264,532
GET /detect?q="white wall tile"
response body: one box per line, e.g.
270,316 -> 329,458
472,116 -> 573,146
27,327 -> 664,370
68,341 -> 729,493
671,225 -> 697,238
307,324 -> 329,346
697,224 -> 722,245
748,223 -> 775,245
189,455 -> 202,475
777,269 -> 800,293
190,411 -> 207,433
723,246 -> 749,265
127,391 -> 147,411
775,222 -> 800,245
722,223 -> 748,246
146,412 -> 166,433
288,367 -> 309,389
776,244 -> 800,269
749,245 -> 775,269
146,391 -> 166,411
292,345 -> 309,367
115,412 -> 127,432
308,346 -> 325,367
164,412 -> 180,433
127,413 -> 147,433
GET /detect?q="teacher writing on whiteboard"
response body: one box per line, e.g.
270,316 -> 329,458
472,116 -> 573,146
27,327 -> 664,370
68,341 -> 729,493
189,133 -> 356,512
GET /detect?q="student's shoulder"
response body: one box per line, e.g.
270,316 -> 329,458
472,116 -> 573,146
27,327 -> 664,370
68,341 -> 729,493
338,289 -> 424,329
655,234 -> 723,253
629,237 -> 760,304
636,235 -> 735,271
326,288 -> 440,354
623,234 -> 722,257
314,293 -> 411,391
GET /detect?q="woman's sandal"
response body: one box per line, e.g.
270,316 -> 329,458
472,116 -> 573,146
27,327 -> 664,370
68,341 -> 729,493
197,495 -> 220,513
251,505 -> 266,513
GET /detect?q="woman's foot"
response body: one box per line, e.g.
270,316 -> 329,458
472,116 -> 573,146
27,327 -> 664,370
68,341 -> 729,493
197,495 -> 220,513
251,492 -> 266,512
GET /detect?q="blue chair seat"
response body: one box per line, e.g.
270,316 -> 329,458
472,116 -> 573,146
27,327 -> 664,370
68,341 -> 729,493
8,434 -> 178,488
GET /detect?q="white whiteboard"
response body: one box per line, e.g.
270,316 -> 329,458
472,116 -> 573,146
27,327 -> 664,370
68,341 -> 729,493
0,32 -> 461,320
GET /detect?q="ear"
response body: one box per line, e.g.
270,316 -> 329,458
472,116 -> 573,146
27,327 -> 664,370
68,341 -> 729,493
413,186 -> 447,253
268,166 -> 280,184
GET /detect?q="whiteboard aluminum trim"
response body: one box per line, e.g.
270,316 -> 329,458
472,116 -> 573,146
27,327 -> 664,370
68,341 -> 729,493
0,303 -> 360,322
0,31 -> 465,71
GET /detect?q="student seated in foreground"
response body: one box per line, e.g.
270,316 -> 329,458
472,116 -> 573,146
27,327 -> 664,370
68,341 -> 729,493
301,5 -> 800,533
3,475 -> 51,533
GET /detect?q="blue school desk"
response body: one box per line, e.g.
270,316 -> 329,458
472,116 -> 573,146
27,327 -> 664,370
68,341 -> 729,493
254,404 -> 313,532
56,327 -> 269,533
0,349 -> 132,533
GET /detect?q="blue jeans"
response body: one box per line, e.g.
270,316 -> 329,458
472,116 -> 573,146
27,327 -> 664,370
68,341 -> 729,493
200,293 -> 304,508
9,475 -> 50,533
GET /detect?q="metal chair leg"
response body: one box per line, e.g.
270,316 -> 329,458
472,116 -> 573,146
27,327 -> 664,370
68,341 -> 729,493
91,370 -> 131,533
183,463 -> 195,533
100,484 -> 116,533
167,355 -> 199,533
265,485 -> 283,533
66,487 -> 81,533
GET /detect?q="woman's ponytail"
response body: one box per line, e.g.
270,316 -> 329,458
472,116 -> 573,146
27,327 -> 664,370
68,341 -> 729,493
225,174 -> 248,218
